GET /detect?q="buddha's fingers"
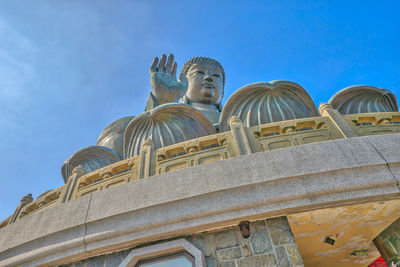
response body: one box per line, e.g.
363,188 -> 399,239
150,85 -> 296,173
157,54 -> 167,72
165,54 -> 174,74
172,62 -> 177,77
149,57 -> 159,73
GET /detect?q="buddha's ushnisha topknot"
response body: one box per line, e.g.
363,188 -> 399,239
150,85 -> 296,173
179,56 -> 225,88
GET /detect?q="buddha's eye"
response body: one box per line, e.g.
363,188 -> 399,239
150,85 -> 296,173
213,74 -> 221,79
195,70 -> 204,75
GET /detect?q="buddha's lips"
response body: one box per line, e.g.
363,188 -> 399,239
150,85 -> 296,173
202,83 -> 214,89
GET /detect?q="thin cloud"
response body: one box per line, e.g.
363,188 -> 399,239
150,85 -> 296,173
0,18 -> 36,129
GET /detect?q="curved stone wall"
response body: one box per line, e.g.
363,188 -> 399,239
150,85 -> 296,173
1,133 -> 400,266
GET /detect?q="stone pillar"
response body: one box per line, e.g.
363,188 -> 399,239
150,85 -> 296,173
229,116 -> 252,156
373,218 -> 400,267
9,194 -> 33,224
319,103 -> 359,138
59,165 -> 85,202
139,138 -> 155,178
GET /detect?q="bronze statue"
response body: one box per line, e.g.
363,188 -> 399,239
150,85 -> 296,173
146,54 -> 225,124
60,53 -> 397,182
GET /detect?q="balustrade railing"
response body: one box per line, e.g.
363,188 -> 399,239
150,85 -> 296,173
2,110 -> 400,227
344,112 -> 400,136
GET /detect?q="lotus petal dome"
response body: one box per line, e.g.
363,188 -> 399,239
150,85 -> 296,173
61,146 -> 121,183
97,116 -> 134,157
219,81 -> 319,132
328,85 -> 398,114
123,103 -> 216,158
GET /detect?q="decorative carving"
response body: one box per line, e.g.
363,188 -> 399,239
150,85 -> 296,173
97,116 -> 134,158
123,103 -> 216,158
61,146 -> 121,183
328,85 -> 398,114
219,81 -> 319,132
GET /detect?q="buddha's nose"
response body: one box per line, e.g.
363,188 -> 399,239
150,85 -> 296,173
204,74 -> 213,82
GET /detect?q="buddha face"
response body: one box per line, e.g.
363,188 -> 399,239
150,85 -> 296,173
185,62 -> 223,106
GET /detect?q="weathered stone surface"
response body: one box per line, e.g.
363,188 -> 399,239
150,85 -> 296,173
250,229 -> 273,254
286,245 -> 303,266
251,220 -> 267,231
215,229 -> 239,249
275,246 -> 290,267
75,260 -> 86,267
87,255 -> 105,267
238,237 -> 252,257
365,133 -> 400,163
217,260 -> 236,267
236,254 -> 277,267
206,257 -> 216,267
2,135 -> 400,266
191,234 -> 216,257
267,217 -> 295,246
216,246 -> 242,261
105,250 -> 130,266
0,194 -> 90,254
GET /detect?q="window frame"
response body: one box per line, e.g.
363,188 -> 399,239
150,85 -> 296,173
119,239 -> 206,267
135,250 -> 194,266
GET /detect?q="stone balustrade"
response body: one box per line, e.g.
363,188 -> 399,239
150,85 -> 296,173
2,110 -> 400,228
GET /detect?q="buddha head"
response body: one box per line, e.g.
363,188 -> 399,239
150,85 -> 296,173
180,57 -> 225,111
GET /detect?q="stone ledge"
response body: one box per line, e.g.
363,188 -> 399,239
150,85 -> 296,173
1,134 -> 400,266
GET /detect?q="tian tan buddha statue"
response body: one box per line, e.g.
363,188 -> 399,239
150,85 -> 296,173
146,54 -> 224,124
61,53 -> 397,182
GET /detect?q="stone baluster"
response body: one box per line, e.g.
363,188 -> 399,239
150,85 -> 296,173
139,138 -> 155,178
229,116 -> 252,155
9,193 -> 33,224
319,103 -> 359,138
59,165 -> 86,203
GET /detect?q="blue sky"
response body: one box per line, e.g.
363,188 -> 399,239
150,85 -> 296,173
0,0 -> 399,220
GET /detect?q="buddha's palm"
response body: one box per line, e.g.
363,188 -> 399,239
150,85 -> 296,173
150,54 -> 188,104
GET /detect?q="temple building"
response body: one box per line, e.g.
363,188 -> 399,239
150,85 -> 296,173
0,55 -> 399,267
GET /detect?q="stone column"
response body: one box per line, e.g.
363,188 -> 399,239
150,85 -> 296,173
373,218 -> 400,267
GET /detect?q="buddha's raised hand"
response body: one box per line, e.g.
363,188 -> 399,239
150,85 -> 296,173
149,54 -> 188,104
